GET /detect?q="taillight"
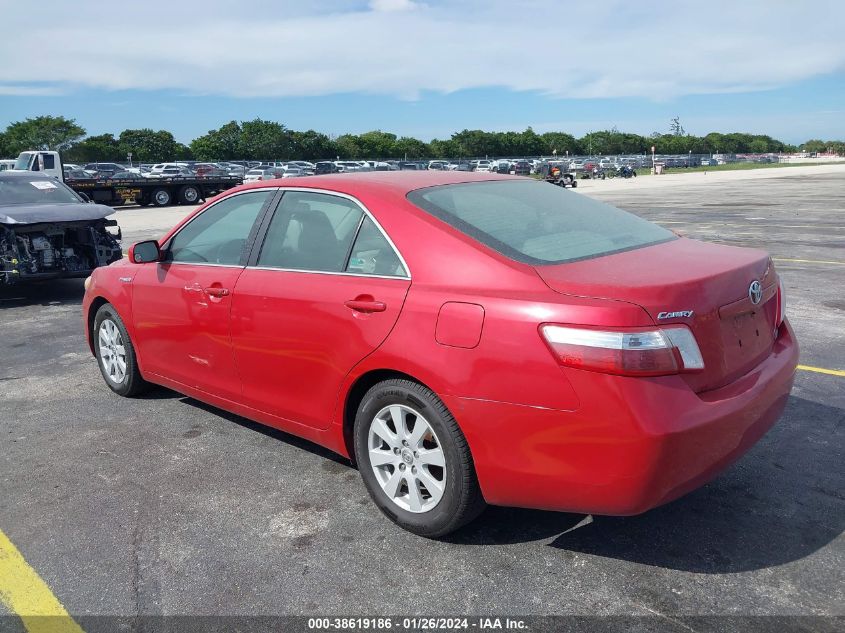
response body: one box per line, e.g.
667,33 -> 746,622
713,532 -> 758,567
540,324 -> 705,377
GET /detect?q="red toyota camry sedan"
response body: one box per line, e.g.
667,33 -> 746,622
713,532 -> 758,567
82,172 -> 798,537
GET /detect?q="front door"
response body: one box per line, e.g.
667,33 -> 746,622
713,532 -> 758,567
131,189 -> 275,399
231,190 -> 411,429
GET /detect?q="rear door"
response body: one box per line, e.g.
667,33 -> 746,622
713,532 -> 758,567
230,190 -> 411,429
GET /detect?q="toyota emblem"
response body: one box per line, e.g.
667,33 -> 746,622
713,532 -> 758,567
748,280 -> 763,305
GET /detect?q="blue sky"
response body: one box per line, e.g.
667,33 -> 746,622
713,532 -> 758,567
1,0 -> 843,144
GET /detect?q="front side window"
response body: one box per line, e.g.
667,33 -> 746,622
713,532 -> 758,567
407,180 -> 675,265
167,190 -> 271,265
257,192 -> 363,272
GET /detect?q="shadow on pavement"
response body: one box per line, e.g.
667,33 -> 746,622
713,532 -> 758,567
449,395 -> 843,573
0,278 -> 86,308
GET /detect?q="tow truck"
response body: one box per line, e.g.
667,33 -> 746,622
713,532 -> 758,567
11,151 -> 242,207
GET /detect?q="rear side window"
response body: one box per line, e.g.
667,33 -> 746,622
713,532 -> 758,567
345,216 -> 407,277
407,180 -> 675,265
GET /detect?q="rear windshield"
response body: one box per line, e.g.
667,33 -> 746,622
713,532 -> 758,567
407,180 -> 675,265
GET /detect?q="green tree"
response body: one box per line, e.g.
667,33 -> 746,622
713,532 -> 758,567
290,130 -> 337,159
335,134 -> 363,158
393,136 -> 429,159
3,116 -> 86,153
357,130 -> 398,158
64,133 -> 122,163
0,131 -> 9,158
800,139 -> 827,153
238,118 -> 293,160
190,121 -> 243,161
117,128 -> 182,163
429,138 -> 460,158
450,129 -> 500,157
540,132 -> 580,156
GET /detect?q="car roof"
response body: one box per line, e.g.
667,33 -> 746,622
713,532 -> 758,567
0,171 -> 54,180
229,170 -> 518,198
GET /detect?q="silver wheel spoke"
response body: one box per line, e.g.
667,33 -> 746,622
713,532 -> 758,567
407,419 -> 428,448
417,467 -> 445,504
405,477 -> 424,512
114,344 -> 125,356
389,406 -> 406,438
382,469 -> 402,499
369,448 -> 395,468
371,417 -> 398,448
417,447 -> 445,467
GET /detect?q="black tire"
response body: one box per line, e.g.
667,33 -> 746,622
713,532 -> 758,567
93,303 -> 150,397
354,379 -> 486,537
571,180 -> 578,188
151,188 -> 172,207
178,185 -> 201,205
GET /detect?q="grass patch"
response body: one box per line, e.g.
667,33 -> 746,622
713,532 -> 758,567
661,161 -> 845,175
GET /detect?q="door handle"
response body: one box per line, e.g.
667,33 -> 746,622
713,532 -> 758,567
204,287 -> 230,298
344,299 -> 386,313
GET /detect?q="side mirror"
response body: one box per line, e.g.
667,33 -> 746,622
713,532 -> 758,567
128,240 -> 161,264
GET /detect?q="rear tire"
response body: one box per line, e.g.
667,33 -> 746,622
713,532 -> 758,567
178,185 -> 201,205
151,188 -> 172,207
354,379 -> 486,537
93,303 -> 150,397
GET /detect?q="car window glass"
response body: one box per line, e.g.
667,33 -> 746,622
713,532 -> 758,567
408,180 -> 674,265
345,216 -> 406,277
167,190 -> 271,265
257,192 -> 363,272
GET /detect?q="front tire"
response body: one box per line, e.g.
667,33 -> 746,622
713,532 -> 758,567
354,379 -> 485,537
93,303 -> 150,397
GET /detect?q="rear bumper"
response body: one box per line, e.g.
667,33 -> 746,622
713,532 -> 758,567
447,320 -> 798,515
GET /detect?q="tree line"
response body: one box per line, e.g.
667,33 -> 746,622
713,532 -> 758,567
1,115 -> 842,163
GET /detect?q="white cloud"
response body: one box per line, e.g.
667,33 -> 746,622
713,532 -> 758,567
369,0 -> 418,11
0,85 -> 64,96
0,0 -> 842,101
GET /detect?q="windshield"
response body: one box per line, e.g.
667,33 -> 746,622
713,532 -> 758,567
0,178 -> 83,205
14,153 -> 35,170
407,180 -> 675,265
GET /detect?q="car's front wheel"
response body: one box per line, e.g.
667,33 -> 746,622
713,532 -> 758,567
354,379 -> 486,537
93,303 -> 150,397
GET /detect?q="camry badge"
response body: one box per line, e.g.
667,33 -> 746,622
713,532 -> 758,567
657,310 -> 694,319
748,280 -> 763,305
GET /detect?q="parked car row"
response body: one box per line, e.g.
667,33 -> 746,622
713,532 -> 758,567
53,154 -> 742,183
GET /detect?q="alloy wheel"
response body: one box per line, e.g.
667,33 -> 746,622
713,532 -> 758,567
98,318 -> 127,384
367,404 -> 447,513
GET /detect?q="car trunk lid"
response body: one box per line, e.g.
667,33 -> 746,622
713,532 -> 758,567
534,238 -> 779,392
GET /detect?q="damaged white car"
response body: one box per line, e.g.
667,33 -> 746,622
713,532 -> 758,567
0,172 -> 122,285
